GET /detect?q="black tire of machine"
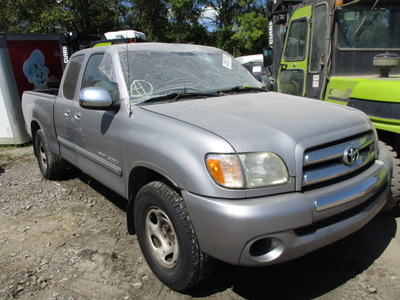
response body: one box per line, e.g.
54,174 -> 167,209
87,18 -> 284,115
379,141 -> 400,212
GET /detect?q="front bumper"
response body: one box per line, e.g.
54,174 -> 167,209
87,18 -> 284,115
183,154 -> 391,266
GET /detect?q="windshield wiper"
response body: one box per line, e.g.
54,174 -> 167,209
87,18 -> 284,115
169,87 -> 189,102
353,0 -> 380,38
139,88 -> 220,104
217,86 -> 267,94
137,86 -> 266,104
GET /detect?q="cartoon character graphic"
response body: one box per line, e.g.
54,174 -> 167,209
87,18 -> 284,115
23,49 -> 49,89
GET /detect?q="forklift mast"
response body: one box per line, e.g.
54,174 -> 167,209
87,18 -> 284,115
265,0 -> 304,79
59,32 -> 102,70
59,30 -> 147,70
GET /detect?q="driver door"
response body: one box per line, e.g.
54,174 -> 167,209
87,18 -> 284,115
277,5 -> 311,96
73,53 -> 126,195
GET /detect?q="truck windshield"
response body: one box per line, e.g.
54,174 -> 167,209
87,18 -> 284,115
337,4 -> 400,49
116,48 -> 263,103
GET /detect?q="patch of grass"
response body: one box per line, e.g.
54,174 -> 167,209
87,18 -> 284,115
0,145 -> 17,150
0,143 -> 34,168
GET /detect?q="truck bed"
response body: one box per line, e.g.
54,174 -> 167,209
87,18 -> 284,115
22,90 -> 59,155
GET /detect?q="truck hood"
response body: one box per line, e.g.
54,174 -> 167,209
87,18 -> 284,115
141,91 -> 372,154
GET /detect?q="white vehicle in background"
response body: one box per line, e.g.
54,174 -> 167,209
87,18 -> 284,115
236,54 -> 271,86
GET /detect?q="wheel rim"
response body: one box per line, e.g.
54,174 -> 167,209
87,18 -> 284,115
38,141 -> 47,169
145,206 -> 179,269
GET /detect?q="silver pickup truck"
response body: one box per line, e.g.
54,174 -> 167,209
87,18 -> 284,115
22,43 -> 393,291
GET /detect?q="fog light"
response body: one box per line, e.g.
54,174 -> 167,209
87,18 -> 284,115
249,238 -> 272,257
249,237 -> 284,262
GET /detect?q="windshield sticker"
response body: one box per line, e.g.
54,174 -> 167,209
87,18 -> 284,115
222,54 -> 232,70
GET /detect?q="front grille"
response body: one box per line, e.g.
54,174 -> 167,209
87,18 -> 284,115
294,184 -> 387,236
348,98 -> 400,121
302,131 -> 376,188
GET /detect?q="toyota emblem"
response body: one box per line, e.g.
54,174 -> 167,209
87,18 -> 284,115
343,146 -> 359,165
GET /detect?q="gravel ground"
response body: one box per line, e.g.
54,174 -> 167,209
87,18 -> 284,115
1,145 -> 400,300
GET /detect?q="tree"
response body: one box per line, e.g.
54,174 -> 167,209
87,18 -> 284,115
203,0 -> 267,56
231,1 -> 268,55
125,0 -> 170,42
64,0 -> 123,34
0,0 -> 122,34
0,0 -> 66,33
166,0 -> 210,44
0,0 -> 268,55
203,0 -> 240,53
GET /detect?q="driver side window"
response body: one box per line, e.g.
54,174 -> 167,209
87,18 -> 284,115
82,54 -> 119,101
284,18 -> 308,61
279,18 -> 308,96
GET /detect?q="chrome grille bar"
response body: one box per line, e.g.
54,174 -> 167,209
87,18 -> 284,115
303,132 -> 376,187
304,132 -> 374,166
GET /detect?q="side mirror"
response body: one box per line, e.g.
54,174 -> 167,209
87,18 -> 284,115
79,86 -> 114,110
263,47 -> 273,67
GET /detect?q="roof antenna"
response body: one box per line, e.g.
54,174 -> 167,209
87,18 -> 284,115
126,30 -> 133,117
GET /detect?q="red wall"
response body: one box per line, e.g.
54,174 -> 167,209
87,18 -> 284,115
7,40 -> 63,99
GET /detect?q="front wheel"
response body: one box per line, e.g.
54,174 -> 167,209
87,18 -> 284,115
34,129 -> 66,180
134,181 -> 215,291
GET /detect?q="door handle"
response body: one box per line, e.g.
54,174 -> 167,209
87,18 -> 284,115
74,112 -> 81,120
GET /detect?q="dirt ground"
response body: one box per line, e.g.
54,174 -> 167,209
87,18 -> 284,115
1,145 -> 400,300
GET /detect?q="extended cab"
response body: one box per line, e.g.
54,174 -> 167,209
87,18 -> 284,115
22,43 -> 392,291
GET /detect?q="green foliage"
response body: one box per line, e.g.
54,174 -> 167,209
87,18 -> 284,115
0,145 -> 33,168
0,0 -> 267,55
166,0 -> 210,43
232,11 -> 268,55
127,0 -> 170,42
203,0 -> 267,55
0,0 -> 60,33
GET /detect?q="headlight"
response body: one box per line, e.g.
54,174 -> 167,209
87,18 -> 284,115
238,152 -> 289,188
206,152 -> 289,189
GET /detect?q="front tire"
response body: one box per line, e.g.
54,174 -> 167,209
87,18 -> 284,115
34,129 -> 66,180
134,181 -> 214,291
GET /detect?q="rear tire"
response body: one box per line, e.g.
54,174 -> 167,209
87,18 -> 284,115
34,129 -> 66,180
379,141 -> 400,212
134,181 -> 215,291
